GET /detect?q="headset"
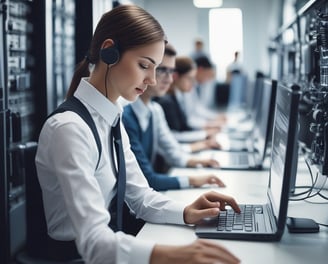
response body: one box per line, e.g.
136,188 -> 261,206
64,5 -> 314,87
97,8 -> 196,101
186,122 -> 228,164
100,42 -> 120,65
100,41 -> 120,98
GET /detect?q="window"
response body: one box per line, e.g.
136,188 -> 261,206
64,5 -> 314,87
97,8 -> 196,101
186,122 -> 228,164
209,8 -> 243,81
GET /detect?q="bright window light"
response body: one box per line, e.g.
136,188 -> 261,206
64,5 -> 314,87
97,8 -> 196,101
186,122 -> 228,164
209,8 -> 243,81
193,0 -> 223,8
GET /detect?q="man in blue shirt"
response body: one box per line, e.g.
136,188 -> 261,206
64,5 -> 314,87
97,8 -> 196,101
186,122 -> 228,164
122,44 -> 224,191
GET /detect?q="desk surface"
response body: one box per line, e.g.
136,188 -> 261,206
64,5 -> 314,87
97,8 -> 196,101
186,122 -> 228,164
137,159 -> 328,264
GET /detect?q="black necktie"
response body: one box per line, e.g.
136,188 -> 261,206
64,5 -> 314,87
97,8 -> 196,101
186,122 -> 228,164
109,117 -> 126,231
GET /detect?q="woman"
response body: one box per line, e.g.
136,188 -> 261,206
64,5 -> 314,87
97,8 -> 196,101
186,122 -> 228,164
155,56 -> 221,143
36,5 -> 240,264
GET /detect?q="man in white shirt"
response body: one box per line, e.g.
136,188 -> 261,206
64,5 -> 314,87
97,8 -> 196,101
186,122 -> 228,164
184,56 -> 227,131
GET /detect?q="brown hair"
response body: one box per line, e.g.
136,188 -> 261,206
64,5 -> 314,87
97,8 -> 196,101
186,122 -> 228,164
174,56 -> 196,75
167,56 -> 195,94
164,43 -> 177,57
67,4 -> 167,98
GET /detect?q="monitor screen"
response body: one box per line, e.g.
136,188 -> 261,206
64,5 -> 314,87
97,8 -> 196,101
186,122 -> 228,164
253,79 -> 276,160
269,83 -> 300,220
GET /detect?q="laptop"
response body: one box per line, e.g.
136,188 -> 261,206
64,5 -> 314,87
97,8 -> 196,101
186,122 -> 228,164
218,79 -> 277,152
195,82 -> 301,241
200,79 -> 277,170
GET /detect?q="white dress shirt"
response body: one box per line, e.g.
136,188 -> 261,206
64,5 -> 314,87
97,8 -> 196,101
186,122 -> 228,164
130,98 -> 190,187
184,84 -> 219,129
172,89 -> 207,142
36,78 -> 186,264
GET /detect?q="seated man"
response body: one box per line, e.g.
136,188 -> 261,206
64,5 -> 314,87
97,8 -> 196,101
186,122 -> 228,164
184,56 -> 227,130
122,44 -> 224,191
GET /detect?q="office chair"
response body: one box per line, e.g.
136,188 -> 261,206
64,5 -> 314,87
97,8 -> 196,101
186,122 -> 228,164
15,142 -> 83,264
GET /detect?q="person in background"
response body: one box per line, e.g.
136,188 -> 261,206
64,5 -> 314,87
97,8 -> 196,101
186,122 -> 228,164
184,56 -> 227,131
225,51 -> 248,109
190,38 -> 208,60
35,5 -> 240,264
226,51 -> 244,83
155,56 -> 220,143
122,43 -> 225,191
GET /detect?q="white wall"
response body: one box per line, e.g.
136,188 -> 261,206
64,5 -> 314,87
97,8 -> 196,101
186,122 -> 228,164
133,0 -> 281,82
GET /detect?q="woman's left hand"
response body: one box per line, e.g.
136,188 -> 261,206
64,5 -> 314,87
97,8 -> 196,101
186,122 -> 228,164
187,158 -> 219,168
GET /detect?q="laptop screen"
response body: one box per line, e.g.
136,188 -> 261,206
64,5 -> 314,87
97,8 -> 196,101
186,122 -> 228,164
253,79 -> 276,160
268,83 -> 300,221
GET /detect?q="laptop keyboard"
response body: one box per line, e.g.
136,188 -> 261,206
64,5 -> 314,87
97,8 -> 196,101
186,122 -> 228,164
217,205 -> 262,232
233,154 -> 249,165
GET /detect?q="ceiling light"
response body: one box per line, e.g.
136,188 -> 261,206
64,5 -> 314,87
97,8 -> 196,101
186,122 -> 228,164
193,0 -> 223,8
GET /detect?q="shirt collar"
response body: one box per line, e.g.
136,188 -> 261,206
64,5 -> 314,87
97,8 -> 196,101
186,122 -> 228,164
131,97 -> 152,131
174,88 -> 187,111
74,78 -> 122,126
175,88 -> 184,104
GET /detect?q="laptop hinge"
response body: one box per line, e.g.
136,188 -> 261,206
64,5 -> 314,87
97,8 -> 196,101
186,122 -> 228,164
266,203 -> 277,233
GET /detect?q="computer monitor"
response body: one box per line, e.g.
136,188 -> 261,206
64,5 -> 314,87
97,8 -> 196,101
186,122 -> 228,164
270,82 -> 300,204
253,79 -> 277,161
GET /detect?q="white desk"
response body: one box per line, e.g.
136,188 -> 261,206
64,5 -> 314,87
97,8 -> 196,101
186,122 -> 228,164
137,159 -> 328,264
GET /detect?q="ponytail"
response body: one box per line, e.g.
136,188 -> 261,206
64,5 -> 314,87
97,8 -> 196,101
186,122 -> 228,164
66,58 -> 90,98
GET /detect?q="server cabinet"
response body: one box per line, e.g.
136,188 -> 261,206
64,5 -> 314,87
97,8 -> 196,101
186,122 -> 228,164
270,0 -> 328,175
0,0 -> 76,263
0,0 -> 108,262
1,1 -> 39,263
46,0 -> 75,113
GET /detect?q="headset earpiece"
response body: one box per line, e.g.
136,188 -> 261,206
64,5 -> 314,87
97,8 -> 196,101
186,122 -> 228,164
100,43 -> 120,65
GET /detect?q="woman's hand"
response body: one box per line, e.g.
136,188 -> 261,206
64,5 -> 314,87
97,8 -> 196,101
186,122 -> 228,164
189,136 -> 222,152
183,191 -> 240,224
204,135 -> 222,149
188,174 -> 226,188
187,157 -> 219,168
205,127 -> 221,137
150,240 -> 240,264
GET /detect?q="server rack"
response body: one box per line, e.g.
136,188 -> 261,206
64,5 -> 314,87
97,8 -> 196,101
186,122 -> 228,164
1,2 -> 10,262
0,0 -> 77,262
1,1 -> 39,262
47,0 -> 75,113
270,0 -> 328,175
0,0 -> 109,262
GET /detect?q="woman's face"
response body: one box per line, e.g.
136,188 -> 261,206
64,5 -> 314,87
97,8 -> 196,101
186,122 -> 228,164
174,68 -> 196,93
107,41 -> 165,102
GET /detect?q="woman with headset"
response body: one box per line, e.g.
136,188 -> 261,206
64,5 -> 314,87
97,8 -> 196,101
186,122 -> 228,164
36,5 -> 240,264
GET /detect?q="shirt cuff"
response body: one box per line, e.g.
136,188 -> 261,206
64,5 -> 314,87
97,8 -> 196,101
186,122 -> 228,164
129,238 -> 156,264
163,200 -> 187,224
180,143 -> 192,153
177,176 -> 190,189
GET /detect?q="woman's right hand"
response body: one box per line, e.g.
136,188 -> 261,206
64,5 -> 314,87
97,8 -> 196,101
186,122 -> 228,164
188,174 -> 226,188
150,240 -> 240,264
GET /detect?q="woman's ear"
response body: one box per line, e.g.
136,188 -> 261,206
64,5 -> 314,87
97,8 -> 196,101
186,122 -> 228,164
101,38 -> 116,49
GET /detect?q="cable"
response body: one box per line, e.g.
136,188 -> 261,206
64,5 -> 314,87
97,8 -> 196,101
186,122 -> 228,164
289,155 -> 328,201
318,192 -> 328,200
289,157 -> 316,199
105,65 -> 110,98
